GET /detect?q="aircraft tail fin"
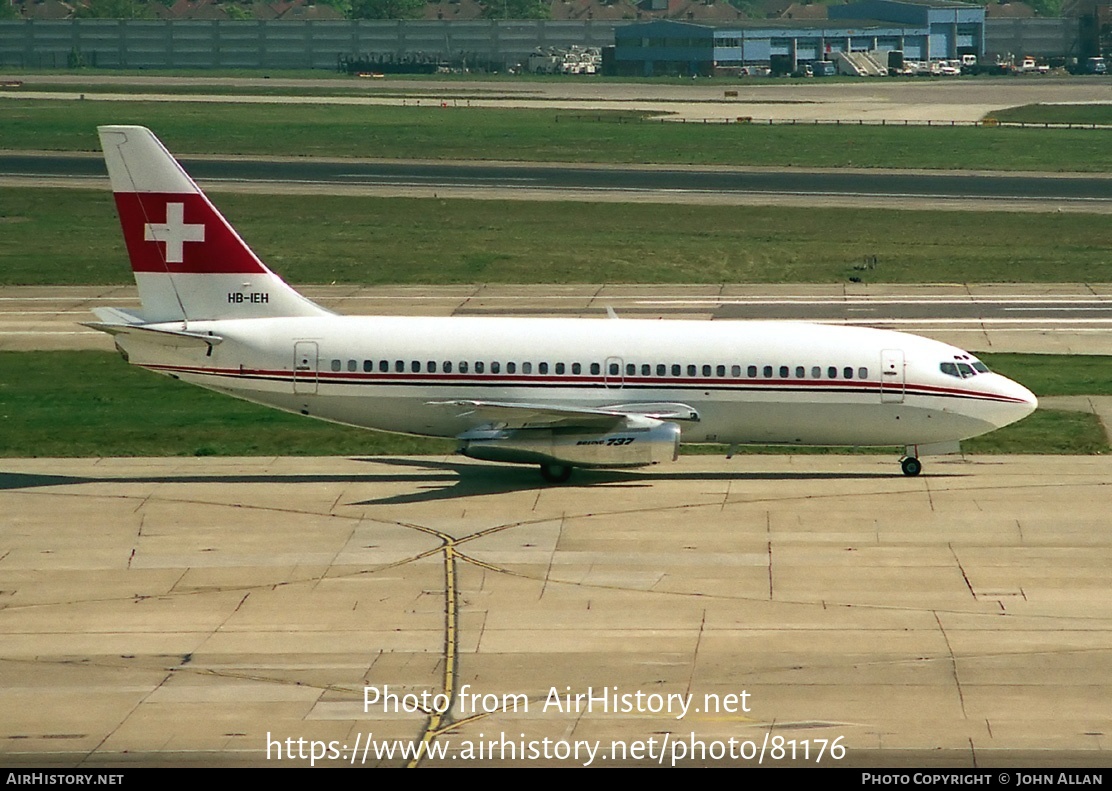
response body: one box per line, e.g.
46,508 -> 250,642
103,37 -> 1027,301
97,125 -> 330,324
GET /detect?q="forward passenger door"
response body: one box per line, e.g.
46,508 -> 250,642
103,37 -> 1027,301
880,349 -> 905,403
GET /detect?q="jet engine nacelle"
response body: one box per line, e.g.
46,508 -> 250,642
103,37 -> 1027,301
458,419 -> 681,469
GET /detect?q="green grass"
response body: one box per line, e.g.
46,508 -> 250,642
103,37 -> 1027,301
979,353 -> 1112,396
991,103 -> 1112,126
2,99 -> 1110,171
0,351 -> 1106,458
0,351 -> 454,457
4,189 -> 1111,286
963,409 -> 1108,455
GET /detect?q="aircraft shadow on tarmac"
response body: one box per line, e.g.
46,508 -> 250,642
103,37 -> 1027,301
0,458 -> 945,507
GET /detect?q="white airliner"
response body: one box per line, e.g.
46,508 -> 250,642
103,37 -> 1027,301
88,126 -> 1037,482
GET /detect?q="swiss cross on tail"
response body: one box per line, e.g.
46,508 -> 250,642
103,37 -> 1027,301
144,202 -> 204,264
113,192 -> 264,274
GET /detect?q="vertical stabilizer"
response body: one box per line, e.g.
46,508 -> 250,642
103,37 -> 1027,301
98,126 -> 329,323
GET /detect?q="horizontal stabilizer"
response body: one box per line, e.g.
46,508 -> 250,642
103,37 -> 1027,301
82,321 -> 223,349
91,306 -> 150,326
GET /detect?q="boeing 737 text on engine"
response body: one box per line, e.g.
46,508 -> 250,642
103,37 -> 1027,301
87,126 -> 1037,482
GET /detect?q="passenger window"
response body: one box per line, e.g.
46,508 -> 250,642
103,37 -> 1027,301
379,360 -> 388,373
556,362 -> 566,375
443,361 -> 453,373
716,365 -> 726,377
858,367 -> 868,379
459,361 -> 469,373
411,360 -> 420,373
523,362 -> 532,374
731,365 -> 741,377
747,365 -> 757,377
491,362 -> 500,374
427,361 -> 437,373
795,366 -> 804,378
364,360 -> 373,372
572,363 -> 581,375
828,367 -> 837,379
609,363 -> 619,375
672,364 -> 681,376
641,364 -> 651,376
507,362 -> 516,374
331,359 -> 341,372
812,366 -> 821,379
844,367 -> 853,379
779,365 -> 788,378
590,363 -> 600,375
763,365 -> 773,378
475,362 -> 485,374
657,364 -> 667,377
627,363 -> 636,376
539,362 -> 549,374
348,360 -> 357,372
687,365 -> 697,377
395,360 -> 404,373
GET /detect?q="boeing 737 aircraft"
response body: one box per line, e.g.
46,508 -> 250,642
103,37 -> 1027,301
88,126 -> 1037,482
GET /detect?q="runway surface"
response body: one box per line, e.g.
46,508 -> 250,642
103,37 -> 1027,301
3,153 -> 1110,212
5,284 -> 1112,355
3,454 -> 1112,767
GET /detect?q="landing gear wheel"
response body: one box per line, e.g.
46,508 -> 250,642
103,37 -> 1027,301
539,463 -> 573,483
901,457 -> 922,477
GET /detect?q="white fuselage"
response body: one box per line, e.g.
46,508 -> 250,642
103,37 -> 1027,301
117,315 -> 1037,449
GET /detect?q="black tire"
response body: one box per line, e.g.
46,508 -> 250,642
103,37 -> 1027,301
901,457 -> 922,477
539,463 -> 573,483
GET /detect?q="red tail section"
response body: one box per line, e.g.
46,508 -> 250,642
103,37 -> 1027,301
113,192 -> 267,275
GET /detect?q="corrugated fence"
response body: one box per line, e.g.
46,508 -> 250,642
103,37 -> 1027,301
0,18 -> 1081,71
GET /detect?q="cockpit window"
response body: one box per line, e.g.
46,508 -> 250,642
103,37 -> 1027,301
941,360 -> 988,379
942,362 -> 976,378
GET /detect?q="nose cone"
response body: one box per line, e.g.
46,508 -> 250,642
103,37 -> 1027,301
990,374 -> 1038,429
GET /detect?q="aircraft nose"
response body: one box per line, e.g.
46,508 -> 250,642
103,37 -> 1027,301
992,375 -> 1038,427
1011,379 -> 1038,413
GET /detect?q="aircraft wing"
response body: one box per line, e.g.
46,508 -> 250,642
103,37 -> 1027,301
428,399 -> 699,429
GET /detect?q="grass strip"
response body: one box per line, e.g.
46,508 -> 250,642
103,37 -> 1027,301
4,189 -> 1112,286
991,103 -> 1112,126
2,99 -> 1110,171
978,353 -> 1112,396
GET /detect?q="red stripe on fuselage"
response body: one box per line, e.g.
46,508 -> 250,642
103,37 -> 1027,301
142,364 -> 1029,404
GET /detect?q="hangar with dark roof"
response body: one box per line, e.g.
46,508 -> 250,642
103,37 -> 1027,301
613,0 -> 986,75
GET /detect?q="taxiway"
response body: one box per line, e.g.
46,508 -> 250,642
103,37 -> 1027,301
2,454 -> 1111,766
4,284 -> 1112,354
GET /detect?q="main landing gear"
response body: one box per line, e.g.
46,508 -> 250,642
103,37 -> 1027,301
900,456 -> 922,477
539,463 -> 573,483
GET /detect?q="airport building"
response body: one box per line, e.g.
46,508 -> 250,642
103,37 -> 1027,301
613,0 -> 986,75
